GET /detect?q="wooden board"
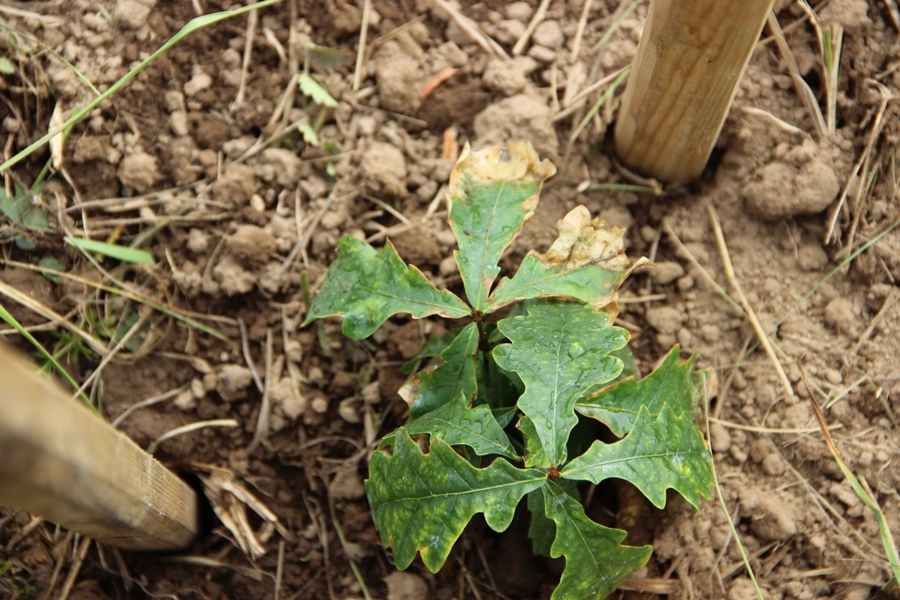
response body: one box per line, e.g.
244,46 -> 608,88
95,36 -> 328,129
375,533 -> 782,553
0,344 -> 198,550
614,0 -> 776,184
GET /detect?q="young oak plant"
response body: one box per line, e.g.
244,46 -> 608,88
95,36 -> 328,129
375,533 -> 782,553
303,142 -> 714,599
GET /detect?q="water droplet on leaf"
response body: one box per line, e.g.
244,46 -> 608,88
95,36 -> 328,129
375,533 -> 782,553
568,343 -> 585,359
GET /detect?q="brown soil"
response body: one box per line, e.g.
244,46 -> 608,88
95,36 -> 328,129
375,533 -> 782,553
2,1 -> 900,599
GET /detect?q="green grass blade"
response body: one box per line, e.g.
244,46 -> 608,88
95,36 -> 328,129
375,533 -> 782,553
65,236 -> 155,266
0,0 -> 285,175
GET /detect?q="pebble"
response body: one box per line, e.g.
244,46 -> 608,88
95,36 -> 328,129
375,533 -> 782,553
824,297 -> 858,336
645,306 -> 684,334
117,150 -> 161,192
533,20 -> 564,48
216,364 -> 253,401
339,398 -> 361,423
651,261 -> 685,285
113,0 -> 152,30
505,1 -> 534,21
311,396 -> 329,414
798,245 -> 829,271
184,72 -> 213,97
709,422 -> 731,453
528,45 -> 557,63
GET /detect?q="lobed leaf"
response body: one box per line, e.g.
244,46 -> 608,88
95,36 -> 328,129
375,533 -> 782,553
518,415 -> 549,468
400,323 -> 478,418
526,479 -> 579,557
561,405 -> 714,509
542,481 -> 651,600
366,428 -> 544,572
447,142 -> 556,311
397,393 -> 516,459
576,346 -> 705,437
303,236 -> 469,339
493,302 -> 628,466
489,207 -> 636,311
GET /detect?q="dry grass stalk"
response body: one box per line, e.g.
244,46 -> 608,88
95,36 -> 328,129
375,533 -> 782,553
512,0 -> 551,56
707,205 -> 795,403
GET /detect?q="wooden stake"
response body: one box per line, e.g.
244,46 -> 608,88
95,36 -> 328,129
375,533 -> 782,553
614,0 -> 776,184
0,344 -> 198,550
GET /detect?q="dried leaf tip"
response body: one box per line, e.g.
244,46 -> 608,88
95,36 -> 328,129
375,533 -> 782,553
449,142 -> 557,193
540,206 -> 632,272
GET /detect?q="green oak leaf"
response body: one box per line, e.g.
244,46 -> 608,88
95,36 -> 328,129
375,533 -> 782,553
561,405 -> 713,509
302,236 -> 469,339
447,143 -> 556,311
366,428 -> 544,572
489,207 -> 635,311
576,346 -> 705,437
526,479 -> 579,557
396,393 -> 516,458
400,323 -> 478,418
518,415 -> 549,468
493,302 -> 628,466
543,480 -> 651,600
475,346 -> 522,412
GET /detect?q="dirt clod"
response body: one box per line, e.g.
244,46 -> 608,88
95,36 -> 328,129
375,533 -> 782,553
117,150 -> 161,192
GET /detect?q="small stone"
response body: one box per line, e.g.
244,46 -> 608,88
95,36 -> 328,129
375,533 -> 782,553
798,245 -> 828,271
184,72 -> 213,97
824,368 -> 843,385
528,45 -> 557,63
505,1 -> 534,21
361,381 -> 381,404
483,56 -> 538,96
113,0 -> 151,29
645,306 -> 684,335
824,297 -> 858,336
339,398 -> 361,423
216,364 -> 253,401
709,422 -> 731,453
385,572 -> 429,600
169,111 -> 189,136
191,377 -> 206,399
532,20 -> 564,48
174,389 -> 197,411
117,151 -> 161,192
330,466 -> 365,500
202,371 -> 218,392
492,19 -> 526,45
743,489 -> 797,541
761,453 -> 786,475
271,378 -> 306,419
651,261 -> 685,285
187,228 -> 210,253
361,141 -> 407,197
437,41 -> 468,68
259,148 -> 303,187
164,90 -> 184,112
676,275 -> 694,291
311,396 -> 329,414
227,224 -> 276,264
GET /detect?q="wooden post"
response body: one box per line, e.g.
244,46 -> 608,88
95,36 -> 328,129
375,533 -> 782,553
614,0 -> 776,184
0,344 -> 199,550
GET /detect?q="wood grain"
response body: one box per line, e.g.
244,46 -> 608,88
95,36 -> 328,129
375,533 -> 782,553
614,0 -> 776,184
0,344 -> 198,550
